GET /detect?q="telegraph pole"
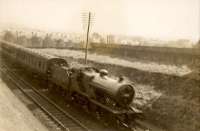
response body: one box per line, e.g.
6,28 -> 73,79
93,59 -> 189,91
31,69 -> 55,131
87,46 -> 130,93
82,11 -> 94,65
16,31 -> 19,42
85,12 -> 91,64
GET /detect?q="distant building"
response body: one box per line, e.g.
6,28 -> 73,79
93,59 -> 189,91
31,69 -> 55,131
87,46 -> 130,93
3,31 -> 16,43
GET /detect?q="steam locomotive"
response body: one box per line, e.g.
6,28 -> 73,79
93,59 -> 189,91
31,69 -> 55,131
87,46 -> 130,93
0,40 -> 142,129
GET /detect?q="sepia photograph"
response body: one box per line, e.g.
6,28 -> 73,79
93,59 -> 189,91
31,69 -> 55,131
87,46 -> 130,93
0,0 -> 199,131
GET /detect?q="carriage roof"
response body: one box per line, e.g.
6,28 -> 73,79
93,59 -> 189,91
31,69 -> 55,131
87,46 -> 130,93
1,40 -> 68,66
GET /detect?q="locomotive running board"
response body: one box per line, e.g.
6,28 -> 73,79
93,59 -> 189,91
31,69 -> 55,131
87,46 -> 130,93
90,99 -> 136,114
75,90 -> 140,115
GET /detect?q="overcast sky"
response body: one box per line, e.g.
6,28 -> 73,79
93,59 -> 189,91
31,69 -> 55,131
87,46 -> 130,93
0,0 -> 199,41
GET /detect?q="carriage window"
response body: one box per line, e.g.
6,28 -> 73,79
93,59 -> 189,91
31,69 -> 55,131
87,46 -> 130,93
30,57 -> 33,64
42,63 -> 45,70
38,61 -> 41,68
28,56 -> 30,63
31,57 -> 33,64
42,63 -> 45,69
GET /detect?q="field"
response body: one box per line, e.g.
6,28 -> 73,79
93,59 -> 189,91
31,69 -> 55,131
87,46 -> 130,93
36,48 -> 200,131
37,48 -> 191,76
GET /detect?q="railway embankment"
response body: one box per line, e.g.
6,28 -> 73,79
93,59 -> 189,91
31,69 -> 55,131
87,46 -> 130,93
65,57 -> 200,131
38,48 -> 200,131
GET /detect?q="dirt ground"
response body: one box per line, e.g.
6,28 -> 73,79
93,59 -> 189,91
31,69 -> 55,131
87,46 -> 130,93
0,77 -> 49,131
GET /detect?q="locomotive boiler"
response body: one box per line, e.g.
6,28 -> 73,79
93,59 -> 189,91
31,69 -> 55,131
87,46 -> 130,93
50,65 -> 136,108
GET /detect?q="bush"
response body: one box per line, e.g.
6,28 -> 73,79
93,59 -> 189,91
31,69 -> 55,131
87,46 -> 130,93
3,31 -> 16,42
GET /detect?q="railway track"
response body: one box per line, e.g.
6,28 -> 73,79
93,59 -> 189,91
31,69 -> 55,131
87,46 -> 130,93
0,63 -> 90,131
0,58 -> 162,131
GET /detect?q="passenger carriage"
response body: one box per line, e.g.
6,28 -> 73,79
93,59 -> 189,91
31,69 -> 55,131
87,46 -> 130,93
1,40 -> 67,77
